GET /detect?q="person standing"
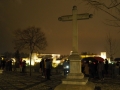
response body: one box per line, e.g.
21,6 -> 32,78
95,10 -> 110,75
45,59 -> 51,80
49,59 -> 52,76
22,60 -> 26,73
111,62 -> 116,78
114,62 -> 119,77
40,59 -> 46,78
89,61 -> 96,79
97,61 -> 104,80
84,63 -> 89,77
8,59 -> 12,71
19,58 -> 23,72
104,59 -> 109,75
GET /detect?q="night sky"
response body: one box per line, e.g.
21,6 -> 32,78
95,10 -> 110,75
0,0 -> 120,57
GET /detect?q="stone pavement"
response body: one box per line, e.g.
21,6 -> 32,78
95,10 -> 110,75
91,75 -> 120,90
0,71 -> 64,90
0,71 -> 120,90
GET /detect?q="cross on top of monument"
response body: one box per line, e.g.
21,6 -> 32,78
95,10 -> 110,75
58,6 -> 93,53
73,5 -> 77,10
58,6 -> 92,22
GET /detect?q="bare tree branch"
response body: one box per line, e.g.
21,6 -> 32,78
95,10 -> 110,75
86,0 -> 120,9
105,32 -> 118,60
84,0 -> 120,27
103,19 -> 120,27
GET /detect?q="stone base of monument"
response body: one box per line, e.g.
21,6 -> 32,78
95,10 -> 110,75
54,53 -> 95,90
54,81 -> 94,90
54,73 -> 95,90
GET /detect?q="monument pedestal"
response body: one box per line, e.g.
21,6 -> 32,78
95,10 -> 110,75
54,82 -> 94,90
54,53 -> 95,90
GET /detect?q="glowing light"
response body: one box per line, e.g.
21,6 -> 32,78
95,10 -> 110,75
1,57 -> 3,60
55,60 -> 60,64
101,52 -> 106,59
66,65 -> 69,68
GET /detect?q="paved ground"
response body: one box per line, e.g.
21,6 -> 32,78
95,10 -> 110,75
0,71 -> 64,90
92,75 -> 120,90
0,71 -> 120,90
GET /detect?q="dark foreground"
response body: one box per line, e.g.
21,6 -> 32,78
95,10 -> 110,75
0,71 -> 120,90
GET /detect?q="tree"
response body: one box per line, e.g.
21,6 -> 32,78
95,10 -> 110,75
13,26 -> 47,76
84,0 -> 120,27
105,32 -> 118,60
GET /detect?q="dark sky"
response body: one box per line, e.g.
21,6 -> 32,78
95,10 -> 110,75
0,0 -> 120,57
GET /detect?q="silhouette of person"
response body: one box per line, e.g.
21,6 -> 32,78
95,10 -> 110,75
45,59 -> 52,80
104,59 -> 109,75
40,59 -> 46,77
97,61 -> 104,80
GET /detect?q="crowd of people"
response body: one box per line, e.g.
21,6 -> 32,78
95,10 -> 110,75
1,56 -> 120,82
39,58 -> 52,80
0,58 -> 13,71
0,58 -> 26,73
82,59 -> 120,80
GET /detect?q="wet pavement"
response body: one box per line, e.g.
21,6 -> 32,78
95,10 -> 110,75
0,71 -> 120,90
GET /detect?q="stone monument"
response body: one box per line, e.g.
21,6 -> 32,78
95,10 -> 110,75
54,6 -> 95,90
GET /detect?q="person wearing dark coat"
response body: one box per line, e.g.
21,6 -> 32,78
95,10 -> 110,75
97,61 -> 104,80
8,59 -> 12,71
40,59 -> 46,77
22,60 -> 26,73
45,59 -> 52,80
89,61 -> 96,79
104,59 -> 109,75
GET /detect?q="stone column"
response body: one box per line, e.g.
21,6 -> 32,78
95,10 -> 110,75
67,6 -> 83,79
72,6 -> 78,53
